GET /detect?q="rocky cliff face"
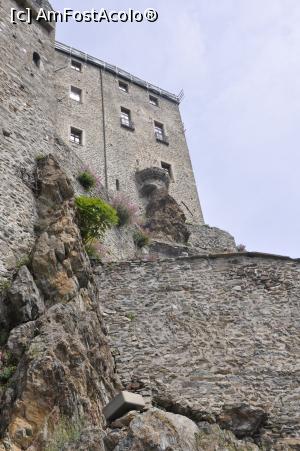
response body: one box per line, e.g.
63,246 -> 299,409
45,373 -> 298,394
0,156 -> 120,450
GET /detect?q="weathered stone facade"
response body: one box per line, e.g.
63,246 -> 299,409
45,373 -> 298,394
95,253 -> 300,444
0,0 -> 56,279
54,43 -> 204,225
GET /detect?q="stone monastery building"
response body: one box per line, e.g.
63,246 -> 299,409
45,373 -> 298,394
54,42 -> 204,225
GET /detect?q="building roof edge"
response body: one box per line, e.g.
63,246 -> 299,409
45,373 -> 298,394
55,41 -> 180,104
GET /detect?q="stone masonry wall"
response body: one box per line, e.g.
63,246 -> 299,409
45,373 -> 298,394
0,0 -> 56,278
102,69 -> 203,224
54,51 -> 107,188
187,224 -> 237,254
95,253 -> 300,440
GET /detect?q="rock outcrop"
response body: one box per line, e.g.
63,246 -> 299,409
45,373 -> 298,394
0,156 -> 120,450
136,167 -> 190,244
6,266 -> 45,328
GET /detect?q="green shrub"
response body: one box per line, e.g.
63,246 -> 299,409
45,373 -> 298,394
77,170 -> 97,191
0,366 -> 16,384
35,154 -> 45,162
75,196 -> 118,244
133,229 -> 150,248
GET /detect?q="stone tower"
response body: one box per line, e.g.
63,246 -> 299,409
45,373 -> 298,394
54,43 -> 204,224
0,0 -> 56,278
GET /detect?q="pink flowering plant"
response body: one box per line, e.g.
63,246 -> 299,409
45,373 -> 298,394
111,193 -> 140,227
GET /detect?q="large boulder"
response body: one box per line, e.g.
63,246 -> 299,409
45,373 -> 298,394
104,409 -> 260,451
105,408 -> 199,450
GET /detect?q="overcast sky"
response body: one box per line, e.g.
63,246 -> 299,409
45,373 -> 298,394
51,0 -> 300,257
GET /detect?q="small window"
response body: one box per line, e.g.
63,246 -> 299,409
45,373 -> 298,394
71,60 -> 82,72
161,161 -> 173,180
120,107 -> 134,130
70,86 -> 82,102
154,121 -> 164,139
154,121 -> 168,145
119,81 -> 128,93
116,179 -> 120,191
33,52 -> 41,68
70,127 -> 82,145
149,95 -> 159,106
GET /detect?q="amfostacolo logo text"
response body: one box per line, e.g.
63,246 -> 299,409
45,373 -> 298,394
11,7 -> 159,24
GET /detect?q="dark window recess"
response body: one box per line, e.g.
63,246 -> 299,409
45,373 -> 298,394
161,161 -> 173,180
33,52 -> 41,68
120,108 -> 134,130
71,60 -> 82,72
119,81 -> 128,92
154,122 -> 169,145
149,95 -> 159,106
116,179 -> 120,191
70,127 -> 82,145
70,86 -> 82,102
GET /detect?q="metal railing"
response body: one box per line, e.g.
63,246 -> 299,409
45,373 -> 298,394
55,42 -> 181,104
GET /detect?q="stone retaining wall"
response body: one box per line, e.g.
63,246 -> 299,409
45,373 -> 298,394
95,253 -> 300,440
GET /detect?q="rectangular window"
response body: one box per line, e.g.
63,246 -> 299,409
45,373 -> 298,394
119,81 -> 128,93
70,86 -> 82,102
120,107 -> 134,130
71,60 -> 82,72
161,161 -> 173,180
70,127 -> 82,145
154,121 -> 168,144
149,95 -> 159,106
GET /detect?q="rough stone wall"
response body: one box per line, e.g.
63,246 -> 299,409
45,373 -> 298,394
54,49 -> 204,225
95,253 -> 300,441
54,51 -> 107,187
187,224 -> 237,253
0,0 -> 55,279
